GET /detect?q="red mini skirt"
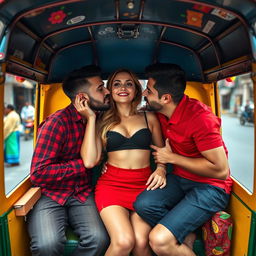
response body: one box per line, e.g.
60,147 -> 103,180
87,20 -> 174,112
95,163 -> 151,212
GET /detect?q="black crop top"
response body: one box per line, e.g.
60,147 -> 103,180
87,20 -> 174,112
106,112 -> 152,152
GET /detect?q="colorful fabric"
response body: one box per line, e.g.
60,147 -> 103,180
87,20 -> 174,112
4,110 -> 21,140
202,211 -> 233,256
30,104 -> 92,205
4,131 -> 20,164
156,95 -> 232,194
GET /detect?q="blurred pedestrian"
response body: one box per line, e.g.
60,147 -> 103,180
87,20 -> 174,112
4,104 -> 21,166
21,101 -> 35,121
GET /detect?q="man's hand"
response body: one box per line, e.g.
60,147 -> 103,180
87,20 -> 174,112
151,139 -> 174,164
74,94 -> 95,119
146,166 -> 167,190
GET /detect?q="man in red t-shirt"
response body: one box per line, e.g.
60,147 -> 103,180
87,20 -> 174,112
134,63 -> 232,256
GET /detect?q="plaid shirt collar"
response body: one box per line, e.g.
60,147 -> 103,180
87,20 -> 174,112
68,103 -> 84,123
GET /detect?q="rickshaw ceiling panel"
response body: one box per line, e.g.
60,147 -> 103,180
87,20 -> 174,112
49,43 -> 94,82
163,28 -> 208,50
45,27 -> 91,51
158,44 -> 202,81
0,0 -> 255,83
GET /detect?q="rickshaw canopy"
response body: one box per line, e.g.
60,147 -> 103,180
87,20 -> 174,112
0,0 -> 255,83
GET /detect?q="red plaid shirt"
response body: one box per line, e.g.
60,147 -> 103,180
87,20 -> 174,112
30,104 -> 92,205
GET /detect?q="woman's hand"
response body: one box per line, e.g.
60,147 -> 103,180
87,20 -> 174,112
101,162 -> 107,174
74,94 -> 96,119
146,166 -> 167,190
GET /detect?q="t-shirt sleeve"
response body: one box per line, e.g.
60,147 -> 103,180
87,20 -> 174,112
192,111 -> 224,152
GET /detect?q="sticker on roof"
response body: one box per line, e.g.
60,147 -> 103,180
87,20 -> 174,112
193,4 -> 212,13
211,9 -> 235,21
98,26 -> 115,36
48,10 -> 67,24
67,15 -> 86,25
203,20 -> 215,33
186,10 -> 203,28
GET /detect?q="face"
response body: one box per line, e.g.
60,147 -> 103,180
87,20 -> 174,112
110,72 -> 136,103
142,78 -> 163,111
85,76 -> 110,111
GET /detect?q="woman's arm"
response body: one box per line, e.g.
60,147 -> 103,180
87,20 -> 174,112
74,95 -> 102,168
146,112 -> 167,190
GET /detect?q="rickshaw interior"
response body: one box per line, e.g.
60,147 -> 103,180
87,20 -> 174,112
0,0 -> 256,255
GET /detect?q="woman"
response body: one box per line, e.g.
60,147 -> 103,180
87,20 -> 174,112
75,69 -> 166,256
4,104 -> 21,166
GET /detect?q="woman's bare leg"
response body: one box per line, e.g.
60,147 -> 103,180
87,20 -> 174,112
130,212 -> 152,256
100,206 -> 135,256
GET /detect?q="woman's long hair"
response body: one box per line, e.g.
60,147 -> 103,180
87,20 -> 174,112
99,69 -> 142,149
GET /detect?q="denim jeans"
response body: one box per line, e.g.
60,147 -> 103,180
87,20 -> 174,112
134,173 -> 230,243
27,194 -> 109,256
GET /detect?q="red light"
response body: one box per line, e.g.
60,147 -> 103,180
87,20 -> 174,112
0,52 -> 4,59
15,76 -> 25,83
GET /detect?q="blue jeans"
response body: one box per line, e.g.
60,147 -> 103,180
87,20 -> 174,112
27,194 -> 109,256
134,174 -> 230,243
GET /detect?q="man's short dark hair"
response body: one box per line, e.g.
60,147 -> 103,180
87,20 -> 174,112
62,65 -> 101,100
145,63 -> 186,104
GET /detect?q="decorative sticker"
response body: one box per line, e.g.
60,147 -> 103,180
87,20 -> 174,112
186,10 -> 203,28
123,12 -> 139,19
67,15 -> 85,25
211,8 -> 235,21
202,20 -> 215,33
225,76 -> 236,87
25,9 -> 45,18
48,10 -> 67,24
13,49 -> 24,59
98,26 -> 115,36
193,4 -> 212,13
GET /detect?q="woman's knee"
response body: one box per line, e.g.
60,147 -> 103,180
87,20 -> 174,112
112,233 -> 135,253
135,234 -> 149,251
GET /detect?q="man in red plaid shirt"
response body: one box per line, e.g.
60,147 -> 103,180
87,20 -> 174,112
27,65 -> 110,256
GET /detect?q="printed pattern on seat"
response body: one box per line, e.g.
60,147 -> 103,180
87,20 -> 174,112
202,211 -> 233,256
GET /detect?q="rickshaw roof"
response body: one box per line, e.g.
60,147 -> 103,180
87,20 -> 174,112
0,0 -> 255,83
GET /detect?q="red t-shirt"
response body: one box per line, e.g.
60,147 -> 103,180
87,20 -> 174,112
157,95 -> 232,194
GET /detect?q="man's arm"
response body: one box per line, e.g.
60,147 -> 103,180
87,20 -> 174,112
151,141 -> 229,180
30,118 -> 86,188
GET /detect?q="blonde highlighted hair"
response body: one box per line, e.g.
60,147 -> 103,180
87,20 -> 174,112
98,69 -> 142,149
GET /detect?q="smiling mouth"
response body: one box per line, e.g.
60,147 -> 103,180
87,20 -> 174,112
117,93 -> 129,96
